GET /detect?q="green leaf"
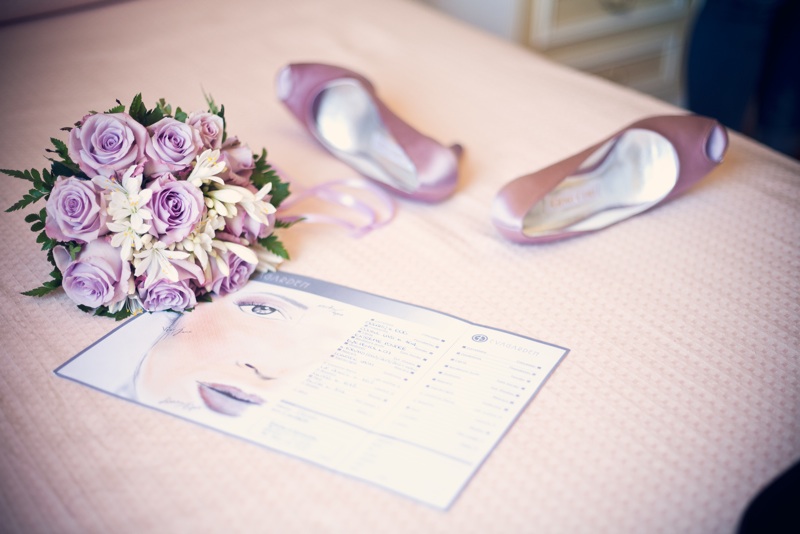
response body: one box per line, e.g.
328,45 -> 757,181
49,160 -> 77,178
42,168 -> 56,188
6,165 -> 60,212
21,284 -> 60,297
142,106 -> 164,127
6,198 -> 30,212
174,108 -> 188,123
49,137 -> 70,159
21,259 -> 62,295
78,303 -> 135,321
274,218 -> 302,229
67,242 -> 82,260
156,98 -> 172,117
106,100 -> 125,113
1,168 -> 35,181
27,205 -> 46,232
105,307 -> 134,321
38,234 -> 56,250
127,93 -> 168,127
50,138 -> 68,154
43,278 -> 61,289
48,266 -> 62,283
129,93 -> 147,124
250,149 -> 291,208
30,169 -> 43,189
270,179 -> 290,208
204,91 -> 219,115
203,93 -> 227,142
258,234 -> 290,260
6,189 -> 45,212
41,135 -> 86,178
50,137 -> 67,151
218,104 -> 227,142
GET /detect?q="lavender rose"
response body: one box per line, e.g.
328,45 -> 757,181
207,249 -> 256,296
138,257 -> 204,312
45,176 -> 108,243
145,118 -> 202,175
53,239 -> 130,309
68,113 -> 148,178
138,278 -> 197,312
225,208 -> 275,243
219,137 -> 255,186
146,175 -> 205,245
187,112 -> 224,150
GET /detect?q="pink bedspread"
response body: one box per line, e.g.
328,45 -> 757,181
0,0 -> 797,532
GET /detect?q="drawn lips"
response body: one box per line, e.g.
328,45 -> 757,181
197,382 -> 265,417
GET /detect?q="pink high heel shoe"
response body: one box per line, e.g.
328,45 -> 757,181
491,114 -> 728,243
276,63 -> 461,202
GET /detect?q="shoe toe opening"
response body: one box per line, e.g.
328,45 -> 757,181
705,124 -> 728,163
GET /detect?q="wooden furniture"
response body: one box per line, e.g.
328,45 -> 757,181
422,0 -> 698,103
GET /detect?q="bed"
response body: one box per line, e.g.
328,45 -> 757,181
0,0 -> 797,531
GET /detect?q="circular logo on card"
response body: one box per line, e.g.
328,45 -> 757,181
472,334 -> 488,343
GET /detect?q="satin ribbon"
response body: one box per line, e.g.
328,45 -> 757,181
274,169 -> 396,237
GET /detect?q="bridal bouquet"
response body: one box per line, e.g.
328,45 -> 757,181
5,94 -> 292,319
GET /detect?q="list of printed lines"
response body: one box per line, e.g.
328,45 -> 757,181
293,318 -> 545,461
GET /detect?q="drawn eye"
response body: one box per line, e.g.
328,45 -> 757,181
237,303 -> 288,320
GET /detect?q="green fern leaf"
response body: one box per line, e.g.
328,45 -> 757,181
258,235 -> 290,260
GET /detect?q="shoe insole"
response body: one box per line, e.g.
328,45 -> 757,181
313,79 -> 418,192
522,128 -> 679,237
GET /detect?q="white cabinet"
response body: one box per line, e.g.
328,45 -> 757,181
419,0 -> 698,104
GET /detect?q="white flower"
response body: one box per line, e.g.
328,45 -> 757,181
255,246 -> 285,272
204,238 -> 257,277
92,175 -> 124,194
133,241 -> 190,287
187,149 -> 226,187
127,296 -> 145,316
108,295 -> 144,316
254,182 -> 273,201
107,166 -> 153,228
92,164 -> 141,193
106,272 -> 144,316
179,221 -> 215,270
223,241 -> 258,265
107,298 -> 125,314
107,219 -> 153,261
223,182 -> 277,225
100,166 -> 155,260
205,185 -> 243,217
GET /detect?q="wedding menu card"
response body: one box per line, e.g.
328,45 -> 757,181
56,272 -> 568,509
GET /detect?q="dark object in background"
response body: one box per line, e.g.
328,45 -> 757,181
738,458 -> 800,534
687,0 -> 800,159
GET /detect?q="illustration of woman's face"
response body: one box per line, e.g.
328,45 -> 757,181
135,284 -> 349,417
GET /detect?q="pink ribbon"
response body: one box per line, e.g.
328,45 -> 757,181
275,169 -> 396,237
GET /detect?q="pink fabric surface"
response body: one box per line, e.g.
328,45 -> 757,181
0,0 -> 798,532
